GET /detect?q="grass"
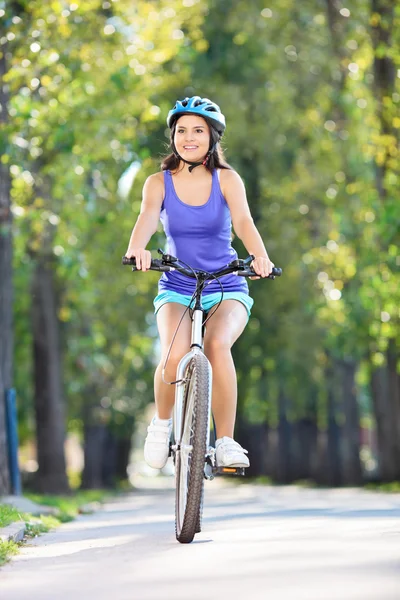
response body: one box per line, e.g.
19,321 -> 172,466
0,489 -> 111,566
0,541 -> 18,565
24,514 -> 62,538
0,505 -> 28,567
0,504 -> 24,528
25,490 -> 111,522
0,514 -> 57,567
365,481 -> 400,493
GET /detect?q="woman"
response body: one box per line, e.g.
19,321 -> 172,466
125,96 -> 274,469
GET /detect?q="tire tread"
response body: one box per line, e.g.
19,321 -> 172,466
175,353 -> 210,543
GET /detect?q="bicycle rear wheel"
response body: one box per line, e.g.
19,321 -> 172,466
175,352 -> 210,543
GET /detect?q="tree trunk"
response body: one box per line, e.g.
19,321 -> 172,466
101,428 -> 118,489
371,340 -> 400,481
0,49 -> 12,495
32,257 -> 69,493
265,427 -> 279,481
115,435 -> 133,481
80,387 -> 111,489
81,425 -> 132,488
236,421 -> 268,478
313,425 -> 341,487
371,0 -> 396,201
312,429 -> 329,485
313,381 -> 342,486
387,339 -> 400,476
368,2 -> 399,483
290,418 -> 317,482
337,359 -> 362,485
370,363 -> 399,481
275,390 -> 291,483
327,410 -> 342,486
81,424 -> 107,490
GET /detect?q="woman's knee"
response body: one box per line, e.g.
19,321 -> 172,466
157,347 -> 186,378
204,334 -> 231,357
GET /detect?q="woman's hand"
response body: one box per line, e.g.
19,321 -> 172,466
250,256 -> 275,280
125,248 -> 152,271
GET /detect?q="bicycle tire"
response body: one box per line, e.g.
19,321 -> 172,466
195,413 -> 217,532
175,352 -> 210,543
195,484 -> 204,534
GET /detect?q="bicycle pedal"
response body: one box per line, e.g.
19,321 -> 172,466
212,466 -> 246,477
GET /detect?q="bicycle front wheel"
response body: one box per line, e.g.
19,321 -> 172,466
175,352 -> 210,543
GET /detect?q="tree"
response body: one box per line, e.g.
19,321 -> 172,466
6,0 -> 208,490
0,45 -> 12,495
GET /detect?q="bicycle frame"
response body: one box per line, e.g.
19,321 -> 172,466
122,252 -> 281,477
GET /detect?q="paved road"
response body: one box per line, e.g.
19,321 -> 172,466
1,478 -> 400,600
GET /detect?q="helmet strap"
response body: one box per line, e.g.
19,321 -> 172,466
172,141 -> 217,173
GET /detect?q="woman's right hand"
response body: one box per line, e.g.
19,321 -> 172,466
124,248 -> 152,271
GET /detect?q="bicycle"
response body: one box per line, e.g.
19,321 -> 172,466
122,250 -> 282,543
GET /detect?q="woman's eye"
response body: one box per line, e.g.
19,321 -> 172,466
177,128 -> 203,133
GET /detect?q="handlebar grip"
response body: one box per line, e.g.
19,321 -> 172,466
238,266 -> 282,278
122,256 -> 173,272
122,256 -> 139,271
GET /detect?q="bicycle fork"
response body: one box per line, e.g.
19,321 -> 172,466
172,309 -> 214,473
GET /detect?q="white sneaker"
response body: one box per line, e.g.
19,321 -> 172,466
144,416 -> 172,469
215,437 -> 250,468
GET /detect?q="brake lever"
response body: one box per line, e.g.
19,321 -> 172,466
157,248 -> 178,264
229,254 -> 255,270
243,254 -> 255,266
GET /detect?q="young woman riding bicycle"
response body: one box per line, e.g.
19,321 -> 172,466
125,96 -> 274,470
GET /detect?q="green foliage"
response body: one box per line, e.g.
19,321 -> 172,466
191,0 -> 399,432
0,540 -> 18,566
24,515 -> 61,536
26,490 -> 111,521
0,504 -> 24,528
2,0 -> 398,472
365,481 -> 400,494
0,491 -> 110,564
4,0 -> 209,443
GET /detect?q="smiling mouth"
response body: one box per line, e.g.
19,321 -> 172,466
183,146 -> 198,150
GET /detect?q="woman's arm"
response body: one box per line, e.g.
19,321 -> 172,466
220,169 -> 274,278
125,173 -> 164,271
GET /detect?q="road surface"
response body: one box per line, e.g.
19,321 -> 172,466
1,478 -> 400,599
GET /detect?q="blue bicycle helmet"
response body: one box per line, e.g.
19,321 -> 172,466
167,96 -> 226,135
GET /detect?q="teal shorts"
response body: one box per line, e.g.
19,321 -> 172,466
154,290 -> 254,318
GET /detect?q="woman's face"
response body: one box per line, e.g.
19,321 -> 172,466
174,114 -> 210,163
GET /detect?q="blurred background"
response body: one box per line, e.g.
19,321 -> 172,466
0,0 -> 399,496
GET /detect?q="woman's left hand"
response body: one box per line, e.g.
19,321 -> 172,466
250,256 -> 275,279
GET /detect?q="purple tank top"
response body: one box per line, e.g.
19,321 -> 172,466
158,169 -> 249,296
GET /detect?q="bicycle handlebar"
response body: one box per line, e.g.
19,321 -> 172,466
122,254 -> 282,280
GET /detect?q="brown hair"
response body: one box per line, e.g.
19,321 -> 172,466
161,117 -> 232,173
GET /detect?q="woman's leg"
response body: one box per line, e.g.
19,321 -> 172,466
203,300 -> 248,439
154,302 -> 192,419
